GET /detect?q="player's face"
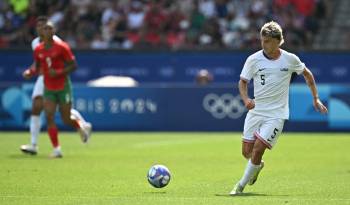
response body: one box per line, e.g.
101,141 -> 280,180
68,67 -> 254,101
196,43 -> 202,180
260,35 -> 280,55
42,25 -> 54,41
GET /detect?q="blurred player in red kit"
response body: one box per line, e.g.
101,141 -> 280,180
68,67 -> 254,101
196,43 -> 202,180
23,20 -> 91,158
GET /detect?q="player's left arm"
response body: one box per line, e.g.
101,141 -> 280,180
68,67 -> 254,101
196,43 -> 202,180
49,59 -> 77,77
61,43 -> 77,75
302,67 -> 328,114
50,43 -> 77,77
62,60 -> 77,75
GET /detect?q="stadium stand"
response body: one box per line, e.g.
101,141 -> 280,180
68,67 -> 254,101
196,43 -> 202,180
0,0 -> 334,50
313,0 -> 350,50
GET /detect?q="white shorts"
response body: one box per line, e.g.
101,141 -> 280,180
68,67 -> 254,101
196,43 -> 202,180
242,112 -> 285,149
31,75 -> 44,99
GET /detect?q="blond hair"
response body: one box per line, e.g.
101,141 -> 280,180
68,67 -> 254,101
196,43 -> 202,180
260,21 -> 284,46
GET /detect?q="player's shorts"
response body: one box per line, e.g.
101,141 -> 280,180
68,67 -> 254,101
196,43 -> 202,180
31,75 -> 44,99
242,112 -> 285,149
44,82 -> 73,104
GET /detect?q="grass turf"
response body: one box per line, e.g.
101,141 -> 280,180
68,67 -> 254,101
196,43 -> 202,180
0,132 -> 349,205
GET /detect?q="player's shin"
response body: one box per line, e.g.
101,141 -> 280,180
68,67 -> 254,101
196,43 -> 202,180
48,127 -> 59,148
30,115 -> 41,146
239,159 -> 260,187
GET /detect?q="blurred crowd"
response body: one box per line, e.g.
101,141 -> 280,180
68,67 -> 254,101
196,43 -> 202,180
0,0 -> 331,50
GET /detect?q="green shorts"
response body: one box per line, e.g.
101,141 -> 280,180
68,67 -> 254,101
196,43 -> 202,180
44,80 -> 73,104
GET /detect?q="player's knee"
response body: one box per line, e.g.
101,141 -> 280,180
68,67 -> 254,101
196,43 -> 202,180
251,146 -> 265,163
252,146 -> 264,156
32,97 -> 44,114
46,117 -> 55,124
61,117 -> 71,125
45,115 -> 55,126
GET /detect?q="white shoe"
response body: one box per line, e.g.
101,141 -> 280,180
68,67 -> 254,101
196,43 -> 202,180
49,148 -> 63,158
248,160 -> 264,185
79,122 -> 92,143
20,144 -> 38,155
229,182 -> 244,196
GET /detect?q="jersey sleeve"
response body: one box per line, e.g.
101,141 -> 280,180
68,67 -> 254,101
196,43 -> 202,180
31,38 -> 40,50
289,53 -> 305,75
60,42 -> 75,62
53,35 -> 63,42
240,56 -> 256,81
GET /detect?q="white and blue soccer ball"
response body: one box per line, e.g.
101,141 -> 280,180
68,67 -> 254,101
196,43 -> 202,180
147,164 -> 171,188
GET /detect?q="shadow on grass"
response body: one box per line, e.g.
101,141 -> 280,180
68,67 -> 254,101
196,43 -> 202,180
215,193 -> 289,197
143,191 -> 168,194
8,154 -> 51,159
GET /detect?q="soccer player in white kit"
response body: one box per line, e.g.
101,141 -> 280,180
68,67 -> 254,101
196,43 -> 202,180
230,21 -> 328,195
20,16 -> 92,155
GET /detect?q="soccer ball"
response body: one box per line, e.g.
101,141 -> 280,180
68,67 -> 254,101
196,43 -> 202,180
147,164 -> 171,188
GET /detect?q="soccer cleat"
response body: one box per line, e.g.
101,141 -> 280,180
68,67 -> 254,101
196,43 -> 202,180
248,160 -> 264,185
20,144 -> 38,155
49,149 -> 63,158
229,182 -> 244,196
79,122 -> 92,143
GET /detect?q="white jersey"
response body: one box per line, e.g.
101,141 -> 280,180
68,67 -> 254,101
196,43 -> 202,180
240,49 -> 305,119
31,35 -> 62,50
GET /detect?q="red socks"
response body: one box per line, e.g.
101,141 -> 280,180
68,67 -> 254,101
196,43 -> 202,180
48,120 -> 81,148
48,127 -> 59,148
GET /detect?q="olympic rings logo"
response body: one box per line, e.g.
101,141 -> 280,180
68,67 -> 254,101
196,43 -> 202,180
203,93 -> 246,119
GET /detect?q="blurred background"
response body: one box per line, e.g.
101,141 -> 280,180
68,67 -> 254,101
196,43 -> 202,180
0,0 -> 349,132
0,0 -> 343,50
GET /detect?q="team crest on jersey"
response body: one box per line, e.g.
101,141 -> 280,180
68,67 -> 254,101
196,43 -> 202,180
280,68 -> 288,71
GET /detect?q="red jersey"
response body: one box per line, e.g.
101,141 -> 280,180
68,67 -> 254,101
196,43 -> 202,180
34,40 -> 75,91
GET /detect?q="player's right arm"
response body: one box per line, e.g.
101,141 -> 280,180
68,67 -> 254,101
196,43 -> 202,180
23,38 -> 41,80
239,55 -> 256,110
239,79 -> 255,110
24,47 -> 42,79
22,62 -> 39,80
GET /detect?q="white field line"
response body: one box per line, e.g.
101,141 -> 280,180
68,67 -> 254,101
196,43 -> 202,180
1,195 -> 350,202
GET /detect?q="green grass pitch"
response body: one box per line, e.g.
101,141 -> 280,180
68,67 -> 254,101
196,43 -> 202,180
0,132 -> 349,205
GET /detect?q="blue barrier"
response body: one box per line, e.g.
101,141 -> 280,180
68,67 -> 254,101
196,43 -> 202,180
0,50 -> 349,83
1,84 -> 349,131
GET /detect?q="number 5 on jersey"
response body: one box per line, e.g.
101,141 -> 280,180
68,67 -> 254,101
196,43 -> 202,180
260,74 -> 265,85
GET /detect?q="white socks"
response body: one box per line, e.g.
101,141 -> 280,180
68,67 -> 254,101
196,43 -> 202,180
239,159 -> 260,187
54,146 -> 61,152
30,115 -> 41,146
70,109 -> 86,124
